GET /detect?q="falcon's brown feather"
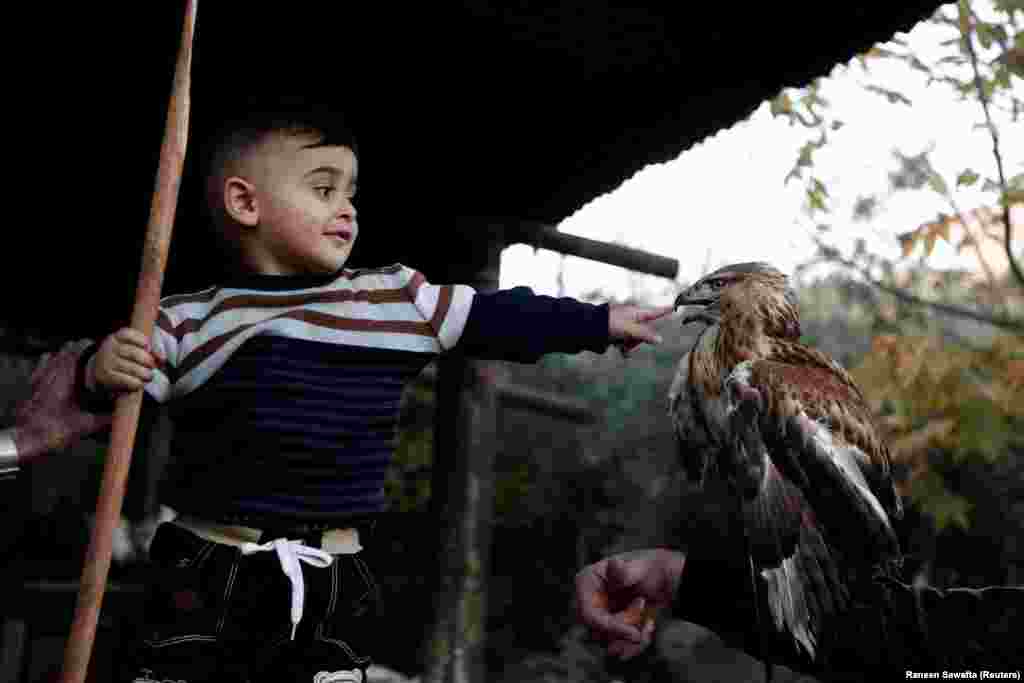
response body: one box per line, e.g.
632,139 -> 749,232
671,262 -> 903,662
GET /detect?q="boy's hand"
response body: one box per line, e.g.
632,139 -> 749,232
87,328 -> 163,394
608,304 -> 674,356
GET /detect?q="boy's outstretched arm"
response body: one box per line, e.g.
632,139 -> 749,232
449,283 -> 673,363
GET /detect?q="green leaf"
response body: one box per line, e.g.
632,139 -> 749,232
928,171 -> 950,196
956,169 -> 980,187
994,65 -> 1012,88
993,0 -> 1024,13
981,77 -> 997,100
955,397 -> 1010,459
911,469 -> 972,531
977,22 -> 994,48
807,185 -> 828,213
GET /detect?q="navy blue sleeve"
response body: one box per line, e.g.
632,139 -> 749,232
673,551 -> 1024,679
454,286 -> 611,362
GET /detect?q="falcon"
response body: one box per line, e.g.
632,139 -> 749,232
668,262 -> 903,662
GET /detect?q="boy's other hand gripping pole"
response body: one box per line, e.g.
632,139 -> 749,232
60,2 -> 197,681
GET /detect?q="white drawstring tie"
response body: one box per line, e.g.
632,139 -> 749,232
240,538 -> 334,640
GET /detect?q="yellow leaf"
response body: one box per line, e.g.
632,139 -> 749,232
880,413 -> 911,433
871,334 -> 899,353
1007,360 -> 1024,387
892,418 -> 958,459
899,232 -> 918,258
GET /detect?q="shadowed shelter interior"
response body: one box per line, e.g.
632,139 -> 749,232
6,1 -> 942,341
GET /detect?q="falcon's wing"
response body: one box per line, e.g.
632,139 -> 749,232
668,347 -> 718,483
726,351 -> 901,557
669,324 -> 723,483
721,351 -> 903,659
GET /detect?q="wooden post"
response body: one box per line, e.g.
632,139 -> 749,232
60,3 -> 196,681
424,225 -> 503,683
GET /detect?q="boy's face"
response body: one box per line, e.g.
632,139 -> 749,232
233,132 -> 358,276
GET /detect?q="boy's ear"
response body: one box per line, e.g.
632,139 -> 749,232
224,176 -> 259,227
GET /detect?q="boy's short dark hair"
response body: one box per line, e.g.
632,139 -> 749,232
200,96 -> 358,247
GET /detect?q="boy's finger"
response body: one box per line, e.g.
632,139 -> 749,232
115,328 -> 151,349
637,305 -> 674,323
119,346 -> 158,368
107,372 -> 146,391
114,361 -> 155,383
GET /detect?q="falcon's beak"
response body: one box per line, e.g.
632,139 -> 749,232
674,284 -> 719,327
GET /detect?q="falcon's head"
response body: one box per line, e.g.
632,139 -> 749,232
674,262 -> 801,339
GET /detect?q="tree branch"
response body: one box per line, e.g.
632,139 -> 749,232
962,4 -> 1024,290
814,251 -> 1024,333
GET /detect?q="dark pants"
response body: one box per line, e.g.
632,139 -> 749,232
120,522 -> 380,683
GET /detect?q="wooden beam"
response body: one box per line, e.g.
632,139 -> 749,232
502,220 -> 680,280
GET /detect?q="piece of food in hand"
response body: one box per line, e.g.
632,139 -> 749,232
617,597 -> 658,630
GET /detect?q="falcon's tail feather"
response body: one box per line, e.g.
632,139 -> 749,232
743,459 -> 848,660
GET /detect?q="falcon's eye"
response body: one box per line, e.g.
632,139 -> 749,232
707,279 -> 724,290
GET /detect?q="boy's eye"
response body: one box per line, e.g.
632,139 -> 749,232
315,186 -> 335,199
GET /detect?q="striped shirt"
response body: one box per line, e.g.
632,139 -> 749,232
122,263 -> 609,526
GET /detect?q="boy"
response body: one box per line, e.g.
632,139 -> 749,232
80,103 -> 672,682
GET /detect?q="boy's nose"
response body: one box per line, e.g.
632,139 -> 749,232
336,198 -> 356,220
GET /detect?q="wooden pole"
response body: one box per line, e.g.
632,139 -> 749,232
60,3 -> 197,681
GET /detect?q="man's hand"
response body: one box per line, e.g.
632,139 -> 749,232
12,340 -> 113,462
88,327 -> 162,393
608,305 -> 674,356
574,548 -> 685,660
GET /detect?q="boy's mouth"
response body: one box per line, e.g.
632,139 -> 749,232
325,227 -> 354,241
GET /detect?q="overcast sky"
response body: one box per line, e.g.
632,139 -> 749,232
500,4 -> 1022,305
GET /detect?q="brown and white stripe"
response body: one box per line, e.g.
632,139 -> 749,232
147,265 -> 475,402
